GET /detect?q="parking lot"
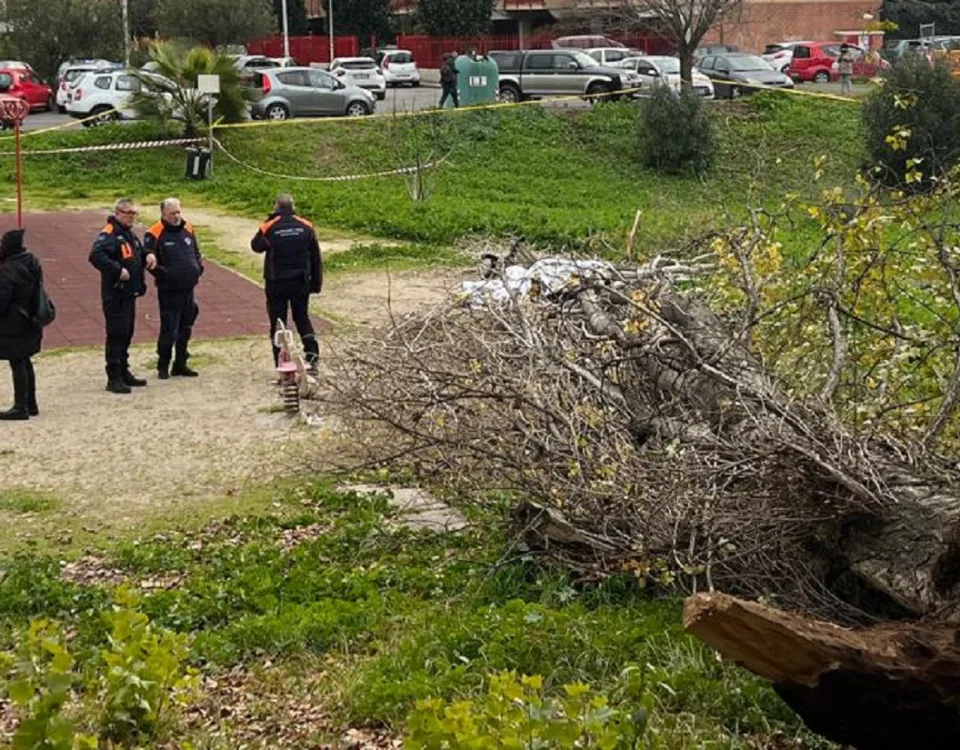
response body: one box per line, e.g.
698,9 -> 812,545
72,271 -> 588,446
21,83 -> 444,131
18,78 -> 871,133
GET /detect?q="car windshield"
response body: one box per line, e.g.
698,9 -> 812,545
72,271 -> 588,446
389,53 -> 414,64
763,45 -> 787,55
571,51 -> 600,68
340,59 -> 377,70
727,55 -> 773,71
651,58 -> 680,73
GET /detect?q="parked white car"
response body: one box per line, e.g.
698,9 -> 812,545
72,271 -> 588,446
66,69 -> 173,125
378,49 -> 420,87
762,42 -> 800,72
56,62 -> 121,112
330,57 -> 386,100
585,47 -> 642,68
268,56 -> 302,68
617,56 -> 715,99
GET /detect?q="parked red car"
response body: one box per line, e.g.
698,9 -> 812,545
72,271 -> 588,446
787,42 -> 847,83
0,68 -> 53,111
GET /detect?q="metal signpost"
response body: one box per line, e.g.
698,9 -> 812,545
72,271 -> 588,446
1,98 -> 31,227
197,74 -> 220,176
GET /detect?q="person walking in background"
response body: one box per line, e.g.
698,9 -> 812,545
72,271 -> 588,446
89,197 -> 156,394
144,198 -> 203,380
439,52 -> 460,108
250,194 -> 322,374
838,45 -> 855,96
0,229 -> 42,420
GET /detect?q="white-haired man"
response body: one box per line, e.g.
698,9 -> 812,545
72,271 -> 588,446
88,198 -> 157,394
144,197 -> 204,379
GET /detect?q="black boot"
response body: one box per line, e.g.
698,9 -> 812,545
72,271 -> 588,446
106,365 -> 131,394
122,370 -> 147,387
171,361 -> 198,378
158,361 -> 170,380
25,360 -> 37,416
2,361 -> 30,419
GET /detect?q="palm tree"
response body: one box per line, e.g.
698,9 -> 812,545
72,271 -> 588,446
131,41 -> 248,137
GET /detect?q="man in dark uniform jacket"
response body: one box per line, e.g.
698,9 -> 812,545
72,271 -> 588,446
88,198 -> 156,394
144,197 -> 203,379
250,194 -> 322,372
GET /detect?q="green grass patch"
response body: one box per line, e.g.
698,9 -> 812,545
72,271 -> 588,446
324,243 -> 469,273
0,480 -> 831,746
3,97 -> 862,252
0,489 -> 61,514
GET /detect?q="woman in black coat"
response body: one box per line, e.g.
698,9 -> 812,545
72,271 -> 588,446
0,228 -> 42,420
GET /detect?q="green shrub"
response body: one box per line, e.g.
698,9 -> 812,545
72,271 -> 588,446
97,589 -> 198,744
862,55 -> 960,187
406,671 -> 650,750
3,619 -> 97,750
640,86 -> 715,176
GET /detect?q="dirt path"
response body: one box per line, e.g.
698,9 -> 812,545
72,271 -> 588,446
0,208 -> 466,547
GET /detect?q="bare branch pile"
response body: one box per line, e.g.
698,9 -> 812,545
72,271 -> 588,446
318,237 -> 960,625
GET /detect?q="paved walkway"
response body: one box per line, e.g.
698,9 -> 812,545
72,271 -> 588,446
0,211 -> 328,349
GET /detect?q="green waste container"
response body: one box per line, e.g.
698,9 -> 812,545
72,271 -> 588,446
452,54 -> 500,108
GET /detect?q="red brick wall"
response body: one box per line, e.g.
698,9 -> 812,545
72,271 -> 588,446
706,1 -> 879,53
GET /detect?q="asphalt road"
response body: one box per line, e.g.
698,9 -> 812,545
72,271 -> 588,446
19,80 -> 870,132
20,85 -> 444,132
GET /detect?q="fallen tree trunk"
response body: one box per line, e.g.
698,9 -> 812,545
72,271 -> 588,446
683,593 -> 960,749
318,249 -> 960,621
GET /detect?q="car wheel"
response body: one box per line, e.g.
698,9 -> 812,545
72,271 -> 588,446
412,81 -> 420,88
266,103 -> 289,121
586,83 -> 611,104
814,71 -> 830,84
346,101 -> 370,117
376,91 -> 386,101
498,84 -> 521,104
45,95 -> 54,112
83,106 -> 116,127
57,105 -> 66,114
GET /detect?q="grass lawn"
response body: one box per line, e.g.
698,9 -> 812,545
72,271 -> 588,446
0,94 -> 862,254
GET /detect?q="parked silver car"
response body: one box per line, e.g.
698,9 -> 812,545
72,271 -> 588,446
248,67 -> 376,120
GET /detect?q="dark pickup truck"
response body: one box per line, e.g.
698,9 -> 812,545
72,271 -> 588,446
488,49 -> 639,103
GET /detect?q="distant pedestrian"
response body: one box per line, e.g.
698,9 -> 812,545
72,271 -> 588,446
0,229 -> 42,420
144,198 -> 203,380
439,52 -> 460,108
89,198 -> 156,394
838,45 -> 855,95
250,194 -> 322,374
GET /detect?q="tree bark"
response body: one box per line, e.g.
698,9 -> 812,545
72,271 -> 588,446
683,593 -> 960,749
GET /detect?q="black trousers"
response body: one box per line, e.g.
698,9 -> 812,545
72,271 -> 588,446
103,295 -> 136,379
439,84 -> 459,108
157,288 -> 198,367
7,358 -> 35,411
266,279 -> 318,366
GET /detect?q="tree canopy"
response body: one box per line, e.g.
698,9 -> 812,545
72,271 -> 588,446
332,0 -> 393,48
415,0 -> 494,37
154,0 -> 276,48
883,0 -> 960,38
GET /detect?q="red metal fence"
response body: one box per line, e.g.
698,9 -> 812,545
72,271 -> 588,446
247,35 -> 360,64
247,33 -> 673,68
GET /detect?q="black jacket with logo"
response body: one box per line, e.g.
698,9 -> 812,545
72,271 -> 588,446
88,216 -> 146,299
144,219 -> 204,291
250,209 -> 322,293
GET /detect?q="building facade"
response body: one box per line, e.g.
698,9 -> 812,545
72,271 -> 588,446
377,0 -> 880,53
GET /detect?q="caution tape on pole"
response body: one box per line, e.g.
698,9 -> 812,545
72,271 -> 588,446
0,137 -> 204,156
213,136 -> 445,182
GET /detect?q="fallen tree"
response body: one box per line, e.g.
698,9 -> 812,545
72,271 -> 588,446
683,593 -> 960,749
317,171 -> 960,625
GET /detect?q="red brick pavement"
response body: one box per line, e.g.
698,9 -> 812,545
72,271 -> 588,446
0,211 -> 329,349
